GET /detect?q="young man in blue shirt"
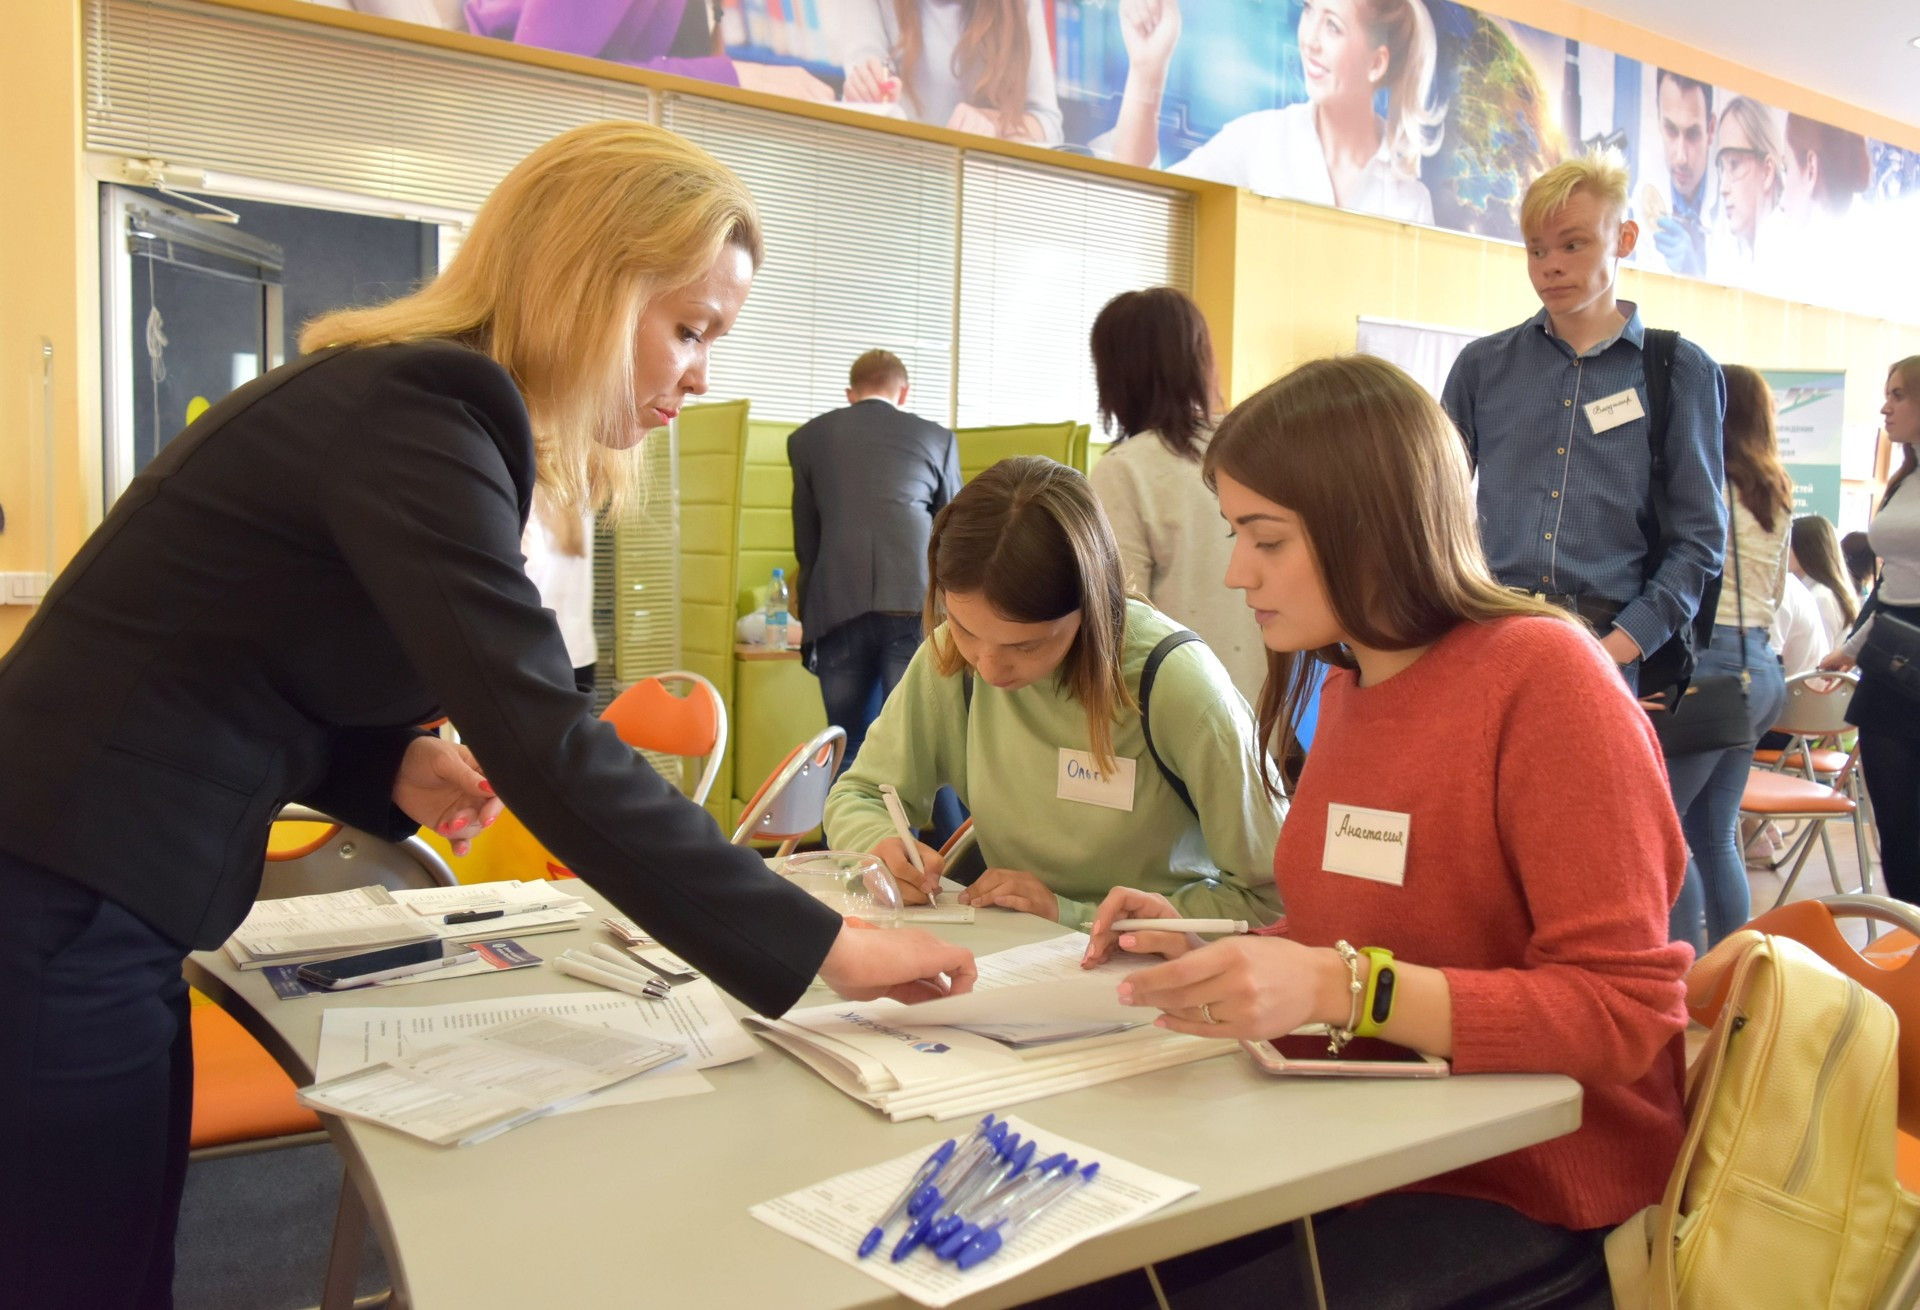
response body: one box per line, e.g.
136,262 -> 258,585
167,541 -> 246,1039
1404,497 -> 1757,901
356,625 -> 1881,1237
1442,151 -> 1726,685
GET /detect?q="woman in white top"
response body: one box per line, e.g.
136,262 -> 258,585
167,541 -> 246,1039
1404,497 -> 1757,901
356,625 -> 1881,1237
1788,513 -> 1860,648
1087,287 -> 1266,704
1662,365 -> 1792,951
1823,356 -> 1920,905
1108,0 -> 1442,224
521,490 -> 598,694
831,0 -> 1063,144
1770,572 -> 1830,679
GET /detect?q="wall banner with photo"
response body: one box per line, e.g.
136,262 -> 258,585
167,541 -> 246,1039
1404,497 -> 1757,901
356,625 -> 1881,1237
307,1 -> 1920,320
1759,369 -> 1845,525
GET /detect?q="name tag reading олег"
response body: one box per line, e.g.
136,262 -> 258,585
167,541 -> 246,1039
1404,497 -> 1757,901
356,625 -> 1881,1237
1322,803 -> 1410,886
1583,387 -> 1646,434
1056,749 -> 1136,812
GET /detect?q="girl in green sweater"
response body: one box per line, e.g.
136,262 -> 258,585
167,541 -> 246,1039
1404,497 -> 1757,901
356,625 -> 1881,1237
823,456 -> 1284,930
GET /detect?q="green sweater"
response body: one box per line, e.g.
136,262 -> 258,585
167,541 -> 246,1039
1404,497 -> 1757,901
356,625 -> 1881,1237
824,600 -> 1285,930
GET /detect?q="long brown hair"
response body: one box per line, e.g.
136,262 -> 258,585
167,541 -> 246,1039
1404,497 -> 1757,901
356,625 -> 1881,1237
1721,364 -> 1794,533
1203,355 -> 1571,794
923,457 -> 1134,769
1790,515 -> 1860,629
891,0 -> 1032,137
1886,357 -> 1920,507
1090,287 -> 1218,462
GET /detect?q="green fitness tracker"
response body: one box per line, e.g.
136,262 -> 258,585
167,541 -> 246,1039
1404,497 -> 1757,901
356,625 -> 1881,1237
1355,946 -> 1397,1038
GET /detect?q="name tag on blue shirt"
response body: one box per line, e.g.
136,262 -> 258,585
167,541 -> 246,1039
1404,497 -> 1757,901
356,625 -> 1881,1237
1323,803 -> 1410,885
1057,750 -> 1136,811
1583,387 -> 1645,433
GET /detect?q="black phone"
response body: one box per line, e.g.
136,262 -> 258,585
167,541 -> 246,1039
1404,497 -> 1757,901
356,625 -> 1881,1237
294,940 -> 467,991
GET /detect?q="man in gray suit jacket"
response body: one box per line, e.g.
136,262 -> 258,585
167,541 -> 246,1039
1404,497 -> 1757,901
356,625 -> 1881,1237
789,349 -> 960,770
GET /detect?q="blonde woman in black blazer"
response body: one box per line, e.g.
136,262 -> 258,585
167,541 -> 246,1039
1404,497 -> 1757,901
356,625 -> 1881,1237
0,122 -> 974,1309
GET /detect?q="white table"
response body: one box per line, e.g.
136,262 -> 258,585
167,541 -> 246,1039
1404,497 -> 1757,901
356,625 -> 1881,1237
188,886 -> 1581,1309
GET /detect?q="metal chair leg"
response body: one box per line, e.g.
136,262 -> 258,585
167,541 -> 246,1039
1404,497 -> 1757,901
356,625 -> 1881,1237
1771,822 -> 1825,910
321,1170 -> 370,1310
1292,1214 -> 1329,1310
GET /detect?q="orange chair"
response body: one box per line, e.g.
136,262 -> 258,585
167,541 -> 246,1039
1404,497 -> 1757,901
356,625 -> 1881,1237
1740,674 -> 1874,911
730,726 -> 846,857
443,671 -> 729,882
939,816 -> 983,884
1736,895 -> 1920,1310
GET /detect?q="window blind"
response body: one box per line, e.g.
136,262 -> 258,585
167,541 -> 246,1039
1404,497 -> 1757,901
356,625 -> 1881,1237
956,156 -> 1194,429
663,95 -> 959,426
85,0 -> 652,215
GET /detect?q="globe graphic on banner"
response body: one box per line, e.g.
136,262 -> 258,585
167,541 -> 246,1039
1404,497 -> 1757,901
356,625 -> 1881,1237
1430,9 -> 1564,242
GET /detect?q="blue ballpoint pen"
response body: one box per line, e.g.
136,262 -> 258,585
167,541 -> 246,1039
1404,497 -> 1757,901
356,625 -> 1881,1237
934,1151 -> 1067,1261
932,1136 -> 1034,1250
956,1162 -> 1102,1270
892,1122 -> 1006,1262
928,1131 -> 1024,1247
858,1138 -> 956,1259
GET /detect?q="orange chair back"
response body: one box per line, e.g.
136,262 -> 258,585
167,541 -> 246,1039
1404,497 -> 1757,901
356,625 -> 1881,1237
1744,900 -> 1920,1140
602,676 -> 721,757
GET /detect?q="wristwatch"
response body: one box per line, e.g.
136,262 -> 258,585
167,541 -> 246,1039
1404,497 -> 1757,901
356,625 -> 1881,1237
1354,946 -> 1397,1038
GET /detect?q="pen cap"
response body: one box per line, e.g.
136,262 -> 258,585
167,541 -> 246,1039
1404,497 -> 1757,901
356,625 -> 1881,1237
778,851 -> 901,927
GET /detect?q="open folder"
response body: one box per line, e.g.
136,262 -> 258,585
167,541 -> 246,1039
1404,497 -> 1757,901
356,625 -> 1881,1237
747,936 -> 1231,1121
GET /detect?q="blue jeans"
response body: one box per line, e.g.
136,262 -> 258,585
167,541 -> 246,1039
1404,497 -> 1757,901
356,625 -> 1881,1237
1664,627 -> 1788,950
810,613 -> 964,841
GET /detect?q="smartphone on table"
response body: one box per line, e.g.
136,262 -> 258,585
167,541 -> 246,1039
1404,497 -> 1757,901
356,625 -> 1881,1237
1241,1031 -> 1448,1078
295,940 -> 475,991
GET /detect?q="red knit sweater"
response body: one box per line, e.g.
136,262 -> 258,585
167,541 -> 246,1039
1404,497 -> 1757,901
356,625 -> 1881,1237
1269,615 -> 1691,1231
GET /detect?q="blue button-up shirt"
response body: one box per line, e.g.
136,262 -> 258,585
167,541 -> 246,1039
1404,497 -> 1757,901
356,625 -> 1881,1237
1442,301 -> 1727,657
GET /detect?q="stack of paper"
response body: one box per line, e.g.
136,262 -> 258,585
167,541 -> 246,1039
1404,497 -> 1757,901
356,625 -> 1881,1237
747,937 -> 1232,1121
298,1013 -> 685,1146
224,880 -> 592,969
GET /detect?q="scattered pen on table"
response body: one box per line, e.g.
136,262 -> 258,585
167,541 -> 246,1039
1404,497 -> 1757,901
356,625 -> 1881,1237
443,908 -> 506,925
553,950 -> 672,1001
955,1162 -> 1101,1270
858,1137 -> 957,1259
891,1118 -> 1005,1261
1110,918 -> 1249,935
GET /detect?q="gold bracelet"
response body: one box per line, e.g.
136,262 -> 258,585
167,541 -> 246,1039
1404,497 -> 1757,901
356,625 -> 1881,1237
1328,940 -> 1364,1055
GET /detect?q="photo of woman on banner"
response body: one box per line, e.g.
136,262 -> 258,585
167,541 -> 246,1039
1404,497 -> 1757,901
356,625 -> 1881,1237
1759,113 -> 1873,302
1707,94 -> 1785,285
1108,0 -> 1442,224
828,0 -> 1064,143
464,0 -> 837,103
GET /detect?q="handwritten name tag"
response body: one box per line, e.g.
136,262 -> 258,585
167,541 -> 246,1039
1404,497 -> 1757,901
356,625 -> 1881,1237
1583,387 -> 1646,434
1056,750 -> 1137,812
1322,803 -> 1411,886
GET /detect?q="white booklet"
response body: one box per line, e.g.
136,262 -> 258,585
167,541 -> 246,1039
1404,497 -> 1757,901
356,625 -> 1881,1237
297,1013 -> 684,1147
224,881 -> 592,968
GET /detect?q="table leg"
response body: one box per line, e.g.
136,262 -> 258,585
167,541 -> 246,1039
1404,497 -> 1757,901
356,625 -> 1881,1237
1293,1215 -> 1329,1310
321,1169 -> 369,1310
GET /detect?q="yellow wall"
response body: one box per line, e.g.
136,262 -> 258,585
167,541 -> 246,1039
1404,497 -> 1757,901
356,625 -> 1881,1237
0,4 -> 91,652
1221,191 -> 1920,476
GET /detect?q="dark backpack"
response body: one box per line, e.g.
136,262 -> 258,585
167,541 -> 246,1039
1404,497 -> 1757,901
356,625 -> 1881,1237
1637,327 -> 1724,697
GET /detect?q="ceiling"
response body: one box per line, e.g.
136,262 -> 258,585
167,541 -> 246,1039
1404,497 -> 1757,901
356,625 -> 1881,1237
1582,0 -> 1920,132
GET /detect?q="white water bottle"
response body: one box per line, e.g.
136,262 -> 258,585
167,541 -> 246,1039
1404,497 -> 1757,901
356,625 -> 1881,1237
764,568 -> 790,649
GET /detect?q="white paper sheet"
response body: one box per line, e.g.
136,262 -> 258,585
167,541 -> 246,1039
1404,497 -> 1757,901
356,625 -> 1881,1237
843,934 -> 1144,1027
312,983 -> 758,1112
751,1115 -> 1197,1307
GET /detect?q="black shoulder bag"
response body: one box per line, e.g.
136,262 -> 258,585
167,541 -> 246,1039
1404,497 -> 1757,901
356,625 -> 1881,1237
1646,486 -> 1752,757
1856,484 -> 1920,702
1638,328 -> 1724,698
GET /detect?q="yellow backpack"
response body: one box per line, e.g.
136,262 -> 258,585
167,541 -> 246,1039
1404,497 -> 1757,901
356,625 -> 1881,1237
1606,930 -> 1920,1309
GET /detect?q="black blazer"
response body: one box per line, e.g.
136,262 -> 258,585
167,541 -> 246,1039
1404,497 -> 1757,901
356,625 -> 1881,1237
0,342 -> 839,1016
788,398 -> 959,646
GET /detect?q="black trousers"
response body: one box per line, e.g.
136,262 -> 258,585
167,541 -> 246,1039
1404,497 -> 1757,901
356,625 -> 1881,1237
0,849 -> 192,1309
1860,727 -> 1920,905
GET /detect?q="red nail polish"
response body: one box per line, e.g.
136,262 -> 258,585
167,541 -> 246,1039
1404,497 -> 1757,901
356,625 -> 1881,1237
478,780 -> 495,794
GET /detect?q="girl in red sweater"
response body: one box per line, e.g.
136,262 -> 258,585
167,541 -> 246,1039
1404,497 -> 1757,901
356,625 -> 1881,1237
1075,355 -> 1692,1308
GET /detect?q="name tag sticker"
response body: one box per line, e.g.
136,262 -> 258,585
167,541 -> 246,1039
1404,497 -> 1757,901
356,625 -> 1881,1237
1583,387 -> 1646,434
1056,750 -> 1137,812
1322,803 -> 1411,886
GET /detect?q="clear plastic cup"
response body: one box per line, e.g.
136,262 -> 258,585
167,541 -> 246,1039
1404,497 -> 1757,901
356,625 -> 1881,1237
779,851 -> 903,926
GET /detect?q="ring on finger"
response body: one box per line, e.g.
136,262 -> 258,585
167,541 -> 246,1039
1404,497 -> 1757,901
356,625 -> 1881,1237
1200,1001 -> 1219,1025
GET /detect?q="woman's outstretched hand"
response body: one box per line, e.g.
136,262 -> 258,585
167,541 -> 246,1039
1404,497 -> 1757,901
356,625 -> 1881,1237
392,735 -> 504,855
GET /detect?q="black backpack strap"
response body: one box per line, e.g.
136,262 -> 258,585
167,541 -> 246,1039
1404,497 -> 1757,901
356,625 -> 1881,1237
1140,631 -> 1201,818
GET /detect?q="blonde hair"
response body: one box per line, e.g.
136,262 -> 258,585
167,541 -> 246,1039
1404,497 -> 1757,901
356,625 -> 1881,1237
923,457 -> 1134,771
1522,148 -> 1631,235
1204,355 -> 1573,795
1357,0 -> 1446,179
300,121 -> 764,518
1886,356 -> 1920,507
1717,96 -> 1786,210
